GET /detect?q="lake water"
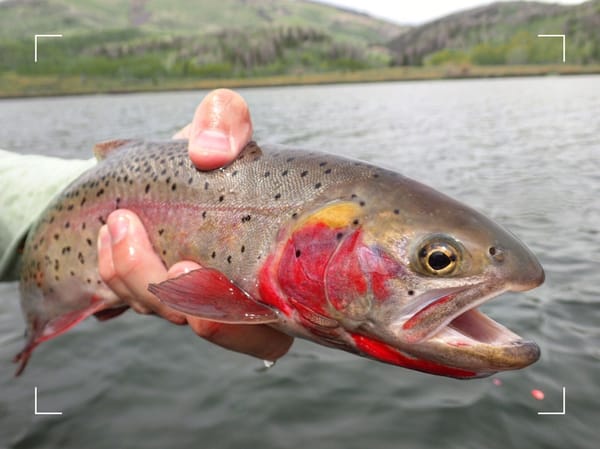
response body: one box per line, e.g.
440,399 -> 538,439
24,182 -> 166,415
0,76 -> 599,449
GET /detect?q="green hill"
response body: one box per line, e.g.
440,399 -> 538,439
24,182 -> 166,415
0,0 -> 407,80
388,0 -> 600,65
0,0 -> 404,43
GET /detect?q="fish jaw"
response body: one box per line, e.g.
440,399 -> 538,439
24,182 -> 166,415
351,274 -> 543,378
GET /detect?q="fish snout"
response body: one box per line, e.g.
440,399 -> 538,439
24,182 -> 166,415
490,237 -> 545,292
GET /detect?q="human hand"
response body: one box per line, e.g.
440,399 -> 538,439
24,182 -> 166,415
97,89 -> 293,361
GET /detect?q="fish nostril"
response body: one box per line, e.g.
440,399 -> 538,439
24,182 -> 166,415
489,246 -> 505,263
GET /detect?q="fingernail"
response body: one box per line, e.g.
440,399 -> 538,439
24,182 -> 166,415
108,214 -> 129,245
193,130 -> 233,154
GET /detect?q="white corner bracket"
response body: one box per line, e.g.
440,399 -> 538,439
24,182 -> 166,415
537,34 -> 566,63
34,387 -> 63,416
34,34 -> 63,63
537,386 -> 566,416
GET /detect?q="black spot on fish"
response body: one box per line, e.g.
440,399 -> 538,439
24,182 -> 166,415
219,195 -> 224,202
282,170 -> 288,176
98,216 -> 106,225
202,211 -> 207,219
292,212 -> 298,219
353,219 -> 359,226
49,216 -> 55,224
160,169 -> 167,176
287,157 -> 295,162
373,173 -> 380,178
145,184 -> 150,194
96,189 -> 104,197
86,238 -> 93,247
166,177 -> 171,184
324,169 -> 332,174
158,229 -> 164,235
54,259 -> 59,271
188,177 -> 193,185
241,245 -> 245,253
162,250 -> 167,256
359,201 -> 365,207
54,234 -> 59,240
78,252 -> 85,264
87,278 -> 92,284
171,184 -> 177,191
227,255 -> 232,264
301,171 -> 308,177
408,290 -> 415,296
241,215 -> 251,223
204,182 -> 209,190
295,249 -> 301,258
70,270 -> 75,276
319,162 -> 327,167
274,193 -> 281,200
65,221 -> 70,228
211,251 -> 216,259
67,204 -> 74,211
232,170 -> 238,177
315,182 -> 322,189
264,171 -> 271,178
62,246 -> 71,254
105,180 -> 110,187
82,222 -> 86,230
394,209 -> 400,215
336,232 -> 344,240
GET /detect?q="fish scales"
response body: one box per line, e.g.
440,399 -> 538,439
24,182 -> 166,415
16,139 -> 544,378
21,140 -> 377,298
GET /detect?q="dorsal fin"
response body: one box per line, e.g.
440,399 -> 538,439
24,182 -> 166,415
93,139 -> 137,161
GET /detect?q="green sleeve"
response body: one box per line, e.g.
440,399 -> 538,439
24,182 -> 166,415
0,149 -> 96,281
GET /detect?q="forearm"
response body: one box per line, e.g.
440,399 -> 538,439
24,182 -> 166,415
0,149 -> 95,281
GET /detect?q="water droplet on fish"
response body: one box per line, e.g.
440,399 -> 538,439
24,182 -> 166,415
263,360 -> 275,369
255,359 -> 276,373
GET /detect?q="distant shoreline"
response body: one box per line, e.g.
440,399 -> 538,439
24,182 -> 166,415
1,64 -> 599,99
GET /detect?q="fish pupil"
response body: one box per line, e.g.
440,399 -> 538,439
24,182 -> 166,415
428,251 -> 451,270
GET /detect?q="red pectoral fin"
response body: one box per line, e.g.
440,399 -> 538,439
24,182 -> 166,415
148,268 -> 279,324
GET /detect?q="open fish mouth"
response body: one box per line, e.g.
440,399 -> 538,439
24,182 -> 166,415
392,284 -> 541,373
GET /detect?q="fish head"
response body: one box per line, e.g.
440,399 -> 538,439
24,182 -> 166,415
322,178 -> 544,378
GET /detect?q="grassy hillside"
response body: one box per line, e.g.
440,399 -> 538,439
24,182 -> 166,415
388,0 -> 600,65
0,0 -> 404,43
0,0 -> 407,82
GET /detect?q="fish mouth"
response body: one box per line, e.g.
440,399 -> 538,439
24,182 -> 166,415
354,281 -> 541,378
393,282 -> 541,375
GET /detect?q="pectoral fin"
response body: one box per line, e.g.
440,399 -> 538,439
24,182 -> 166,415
148,268 -> 279,324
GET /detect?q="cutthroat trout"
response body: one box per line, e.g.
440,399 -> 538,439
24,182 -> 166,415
15,140 -> 544,378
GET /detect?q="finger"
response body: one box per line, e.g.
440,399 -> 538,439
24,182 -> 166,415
187,88 -> 253,170
97,225 -> 129,299
105,210 -> 186,324
172,123 -> 191,140
186,317 -> 294,362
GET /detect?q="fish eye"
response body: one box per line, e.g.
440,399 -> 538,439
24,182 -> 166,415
417,240 -> 459,275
